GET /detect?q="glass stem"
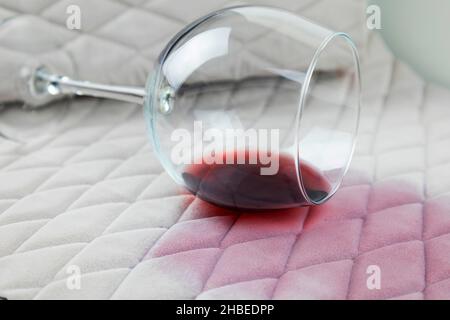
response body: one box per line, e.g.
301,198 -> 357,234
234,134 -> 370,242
35,68 -> 147,105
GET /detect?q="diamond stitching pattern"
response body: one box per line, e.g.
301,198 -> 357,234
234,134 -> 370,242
1,0 -> 450,300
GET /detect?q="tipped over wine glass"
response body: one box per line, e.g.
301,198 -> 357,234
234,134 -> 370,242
19,6 -> 361,210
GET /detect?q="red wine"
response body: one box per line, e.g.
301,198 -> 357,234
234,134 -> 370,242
181,150 -> 331,210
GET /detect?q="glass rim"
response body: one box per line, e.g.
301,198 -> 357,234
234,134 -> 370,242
294,32 -> 361,205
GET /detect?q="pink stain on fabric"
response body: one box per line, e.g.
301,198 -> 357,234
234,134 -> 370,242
141,170 -> 448,299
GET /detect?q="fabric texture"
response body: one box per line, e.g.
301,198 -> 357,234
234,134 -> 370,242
1,0 -> 450,300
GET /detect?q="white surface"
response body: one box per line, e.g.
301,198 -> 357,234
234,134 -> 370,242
1,0 -> 450,300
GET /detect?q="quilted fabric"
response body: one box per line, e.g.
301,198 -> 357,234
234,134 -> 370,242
1,0 -> 450,300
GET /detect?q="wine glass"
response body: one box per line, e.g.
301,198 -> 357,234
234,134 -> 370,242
20,5 -> 361,210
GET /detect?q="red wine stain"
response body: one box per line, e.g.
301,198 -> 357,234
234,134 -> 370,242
181,150 -> 331,211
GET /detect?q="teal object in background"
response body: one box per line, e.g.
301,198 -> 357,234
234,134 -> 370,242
369,0 -> 450,88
